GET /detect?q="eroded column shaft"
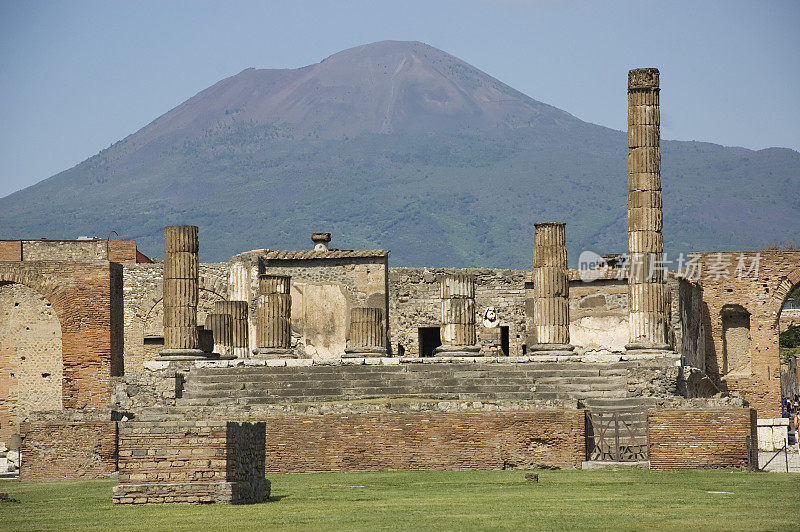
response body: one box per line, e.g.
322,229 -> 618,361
214,300 -> 249,358
255,275 -> 292,354
436,274 -> 479,355
344,307 -> 387,357
627,68 -> 669,349
205,313 -> 233,357
161,225 -> 202,356
530,222 -> 572,350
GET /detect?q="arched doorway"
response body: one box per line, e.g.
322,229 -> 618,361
0,282 -> 62,446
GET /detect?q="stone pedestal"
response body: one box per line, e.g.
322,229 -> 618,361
215,301 -> 250,359
205,313 -> 234,359
344,307 -> 387,357
435,274 -> 480,356
253,275 -> 294,358
626,68 -> 670,351
160,225 -> 205,359
529,222 -> 573,352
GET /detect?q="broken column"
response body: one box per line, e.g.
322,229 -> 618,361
160,225 -> 205,359
253,274 -> 293,358
205,313 -> 234,359
626,68 -> 670,350
344,307 -> 387,357
215,301 -> 250,359
228,262 -> 250,302
529,222 -> 573,352
434,274 -> 480,356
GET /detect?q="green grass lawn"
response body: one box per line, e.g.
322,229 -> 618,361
1,469 -> 798,531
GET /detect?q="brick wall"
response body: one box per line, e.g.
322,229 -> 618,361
692,250 -> 800,416
0,262 -> 123,409
263,410 -> 585,472
19,417 -> 117,480
648,408 -> 757,470
107,240 -> 138,263
114,420 -> 269,504
0,241 -> 22,261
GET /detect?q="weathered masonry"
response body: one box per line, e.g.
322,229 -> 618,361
2,68 -> 797,485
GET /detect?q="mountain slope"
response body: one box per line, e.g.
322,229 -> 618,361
1,41 -> 798,266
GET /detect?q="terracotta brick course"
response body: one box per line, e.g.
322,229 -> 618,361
0,240 -> 22,261
263,410 -> 585,472
19,419 -> 117,480
648,408 -> 757,470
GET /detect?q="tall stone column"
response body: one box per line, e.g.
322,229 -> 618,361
529,222 -> 573,352
253,274 -> 294,358
434,274 -> 480,356
160,225 -> 206,359
344,307 -> 387,357
626,68 -> 670,350
215,301 -> 250,359
205,313 -> 234,359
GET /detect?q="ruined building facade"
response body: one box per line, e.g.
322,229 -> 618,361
1,68 -> 798,485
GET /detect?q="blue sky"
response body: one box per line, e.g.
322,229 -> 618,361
1,0 -> 798,198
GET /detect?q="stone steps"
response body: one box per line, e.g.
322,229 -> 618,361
177,361 -> 640,407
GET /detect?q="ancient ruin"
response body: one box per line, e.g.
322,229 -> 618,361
1,67 -> 798,494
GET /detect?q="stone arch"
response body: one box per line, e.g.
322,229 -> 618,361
126,273 -> 228,370
0,280 -> 63,445
772,267 -> 800,326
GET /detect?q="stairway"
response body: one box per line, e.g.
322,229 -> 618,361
176,361 -> 636,407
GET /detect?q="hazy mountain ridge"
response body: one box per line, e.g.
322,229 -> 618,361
1,41 -> 798,266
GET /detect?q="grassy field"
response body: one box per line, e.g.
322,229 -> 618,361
1,469 -> 798,531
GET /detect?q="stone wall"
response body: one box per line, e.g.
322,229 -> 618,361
675,277 -> 705,371
568,278 -> 629,352
389,267 -> 680,356
262,409 -> 585,472
390,268 -> 527,357
122,263 -> 228,370
237,254 -> 389,357
19,410 -> 118,480
0,284 -> 62,444
113,420 -> 269,504
692,250 -> 800,416
0,239 -> 140,263
647,408 -> 757,470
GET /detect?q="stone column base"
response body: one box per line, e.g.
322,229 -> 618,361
343,347 -> 387,358
159,348 -> 210,360
625,343 -> 672,353
232,347 -> 250,359
527,343 -> 574,353
113,479 -> 270,504
434,345 -> 481,357
252,348 -> 295,359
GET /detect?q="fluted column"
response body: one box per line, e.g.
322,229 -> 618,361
529,222 -> 573,352
160,225 -> 206,359
228,262 -> 250,302
434,274 -> 480,356
626,68 -> 670,350
205,313 -> 234,359
253,274 -> 294,358
344,307 -> 387,357
215,300 -> 250,359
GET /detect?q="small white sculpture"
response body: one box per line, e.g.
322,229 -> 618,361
482,306 -> 500,328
